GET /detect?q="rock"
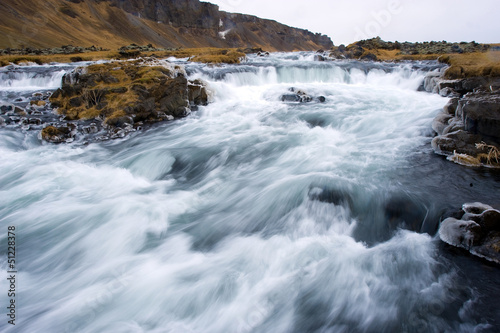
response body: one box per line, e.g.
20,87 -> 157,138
360,53 -> 377,61
423,71 -> 445,93
439,202 -> 500,263
28,118 -> 42,125
460,93 -> 500,142
188,80 -> 209,106
439,217 -> 481,249
471,233 -> 500,264
281,94 -> 301,102
432,113 -> 453,135
314,54 -> 326,62
14,107 -> 26,115
82,125 -> 99,134
461,203 -> 500,231
462,202 -> 493,214
156,75 -> 190,117
300,94 -> 313,103
119,50 -> 141,58
0,105 -> 13,113
281,88 -> 317,103
431,130 -> 482,155
106,116 -> 133,128
45,60 -> 210,142
41,124 -> 76,143
439,87 -> 460,98
478,210 -> 500,231
30,100 -> 47,107
442,118 -> 464,135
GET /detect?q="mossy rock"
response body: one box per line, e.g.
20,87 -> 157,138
41,125 -> 76,143
49,60 -> 209,129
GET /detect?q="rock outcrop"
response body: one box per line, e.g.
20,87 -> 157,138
439,203 -> 500,264
43,58 -> 210,142
428,74 -> 500,168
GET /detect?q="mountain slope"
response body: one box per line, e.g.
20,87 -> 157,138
0,0 -> 332,51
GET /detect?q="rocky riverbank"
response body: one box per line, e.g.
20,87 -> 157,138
420,52 -> 500,263
425,73 -> 500,168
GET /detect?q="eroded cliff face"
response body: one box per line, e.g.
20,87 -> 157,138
106,0 -> 221,29
0,0 -> 332,51
219,12 -> 333,51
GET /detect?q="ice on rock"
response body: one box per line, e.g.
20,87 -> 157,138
462,202 -> 494,215
439,217 -> 481,250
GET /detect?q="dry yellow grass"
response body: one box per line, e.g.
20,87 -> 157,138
0,47 -> 247,66
360,47 -> 500,79
439,51 -> 500,79
51,61 -> 164,120
0,51 -> 118,66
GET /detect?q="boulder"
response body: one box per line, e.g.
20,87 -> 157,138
462,202 -> 493,214
281,94 -> 301,102
460,93 -> 500,142
314,54 -> 326,62
432,112 -> 453,135
439,217 -> 481,249
44,60 -> 210,143
442,118 -> 464,135
439,202 -> 500,263
188,80 -> 209,106
41,124 -> 76,143
106,116 -> 134,128
431,130 -> 482,155
281,88 -> 320,103
156,75 -> 190,116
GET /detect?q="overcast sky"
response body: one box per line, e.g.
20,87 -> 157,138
208,0 -> 500,45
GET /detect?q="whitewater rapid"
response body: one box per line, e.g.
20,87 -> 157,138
1,53 -> 499,332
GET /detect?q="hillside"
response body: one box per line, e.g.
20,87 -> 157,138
0,0 -> 332,51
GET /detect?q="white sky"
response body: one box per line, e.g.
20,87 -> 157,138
208,0 -> 500,45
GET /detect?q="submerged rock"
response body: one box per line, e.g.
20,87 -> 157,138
439,202 -> 500,264
281,88 -> 326,104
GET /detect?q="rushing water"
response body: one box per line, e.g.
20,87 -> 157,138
1,53 -> 500,332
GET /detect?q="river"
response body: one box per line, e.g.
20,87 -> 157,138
1,53 -> 499,332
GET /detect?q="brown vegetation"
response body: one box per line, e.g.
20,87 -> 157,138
0,47 -> 251,66
48,59 -> 208,130
438,51 -> 500,79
